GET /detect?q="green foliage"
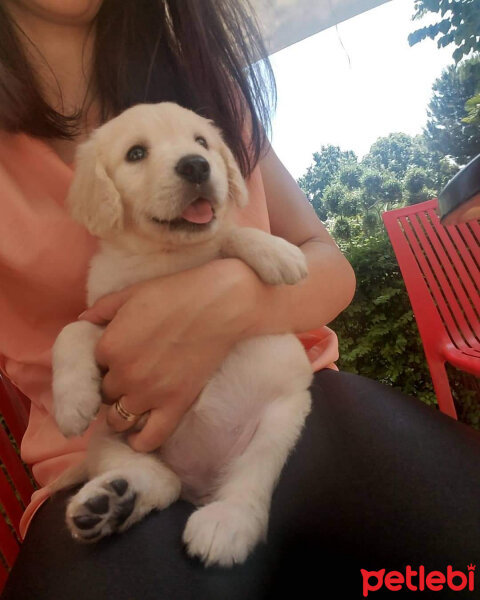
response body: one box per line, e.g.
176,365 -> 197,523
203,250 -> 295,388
463,93 -> 480,124
424,57 -> 480,165
329,233 -> 437,405
409,0 -> 480,63
361,170 -> 384,201
408,0 -> 480,165
404,166 -> 436,204
298,133 -> 446,223
364,133 -> 431,178
437,156 -> 460,188
362,212 -> 378,234
323,182 -> 345,214
409,2 -> 480,164
338,163 -> 362,189
332,217 -> 352,241
298,145 -> 357,204
382,177 -> 403,203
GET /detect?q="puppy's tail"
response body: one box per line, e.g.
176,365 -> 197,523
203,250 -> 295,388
48,460 -> 88,495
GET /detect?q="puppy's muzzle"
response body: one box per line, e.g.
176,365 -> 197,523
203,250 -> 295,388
175,155 -> 210,184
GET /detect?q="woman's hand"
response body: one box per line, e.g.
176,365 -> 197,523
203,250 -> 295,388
78,258 -> 263,452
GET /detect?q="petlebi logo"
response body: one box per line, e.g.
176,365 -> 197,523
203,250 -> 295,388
361,564 -> 475,596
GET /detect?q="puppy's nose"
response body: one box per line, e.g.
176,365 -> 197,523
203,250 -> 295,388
175,155 -> 210,184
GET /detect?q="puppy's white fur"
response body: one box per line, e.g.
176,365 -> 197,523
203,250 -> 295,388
51,102 -> 313,567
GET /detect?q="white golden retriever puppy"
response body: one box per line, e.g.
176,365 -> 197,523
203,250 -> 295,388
52,102 -> 313,567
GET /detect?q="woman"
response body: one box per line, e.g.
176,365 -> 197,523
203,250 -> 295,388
1,1 -> 479,598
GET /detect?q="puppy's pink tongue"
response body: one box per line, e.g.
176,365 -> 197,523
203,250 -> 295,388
180,198 -> 214,224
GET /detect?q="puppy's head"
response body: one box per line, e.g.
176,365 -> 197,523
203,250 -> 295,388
67,103 -> 248,247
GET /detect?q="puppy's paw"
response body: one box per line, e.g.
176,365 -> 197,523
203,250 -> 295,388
67,476 -> 137,542
67,466 -> 180,543
53,379 -> 102,438
183,501 -> 266,567
249,237 -> 308,286
52,320 -> 105,437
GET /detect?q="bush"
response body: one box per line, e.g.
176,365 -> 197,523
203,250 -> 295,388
330,230 -> 480,427
331,232 -> 436,405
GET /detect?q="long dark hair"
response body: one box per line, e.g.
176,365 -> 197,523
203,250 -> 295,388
0,0 -> 276,177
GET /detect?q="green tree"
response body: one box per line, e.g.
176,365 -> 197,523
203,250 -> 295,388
424,57 -> 480,165
299,131 -> 448,226
436,156 -> 460,188
338,162 -> 362,189
382,177 -> 403,204
464,93 -> 480,125
365,133 -> 426,178
409,0 -> 480,63
323,182 -> 345,214
404,166 -> 436,205
297,145 -> 357,204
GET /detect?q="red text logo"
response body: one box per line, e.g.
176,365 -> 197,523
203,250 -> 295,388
361,564 -> 475,596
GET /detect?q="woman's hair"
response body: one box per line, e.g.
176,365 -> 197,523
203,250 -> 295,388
0,0 -> 276,177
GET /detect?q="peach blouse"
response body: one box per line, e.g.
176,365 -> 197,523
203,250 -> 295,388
0,131 -> 339,539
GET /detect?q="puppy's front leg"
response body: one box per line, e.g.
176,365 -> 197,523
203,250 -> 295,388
52,320 -> 104,437
220,227 -> 308,285
183,388 -> 312,567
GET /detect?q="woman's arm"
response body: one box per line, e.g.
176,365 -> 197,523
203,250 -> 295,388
252,142 -> 355,335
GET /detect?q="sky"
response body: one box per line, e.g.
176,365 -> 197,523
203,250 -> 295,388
268,0 -> 454,179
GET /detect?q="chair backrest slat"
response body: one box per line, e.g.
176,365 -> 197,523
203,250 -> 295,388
0,516 -> 20,568
383,198 -> 480,358
0,559 -> 8,592
399,214 -> 468,349
0,425 -> 33,507
0,376 -> 29,448
0,376 -> 34,591
458,220 -> 480,265
424,211 -> 480,320
0,468 -> 23,538
382,203 -> 448,349
452,221 -> 480,289
417,210 -> 480,342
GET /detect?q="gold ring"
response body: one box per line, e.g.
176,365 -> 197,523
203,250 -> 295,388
114,398 -> 138,422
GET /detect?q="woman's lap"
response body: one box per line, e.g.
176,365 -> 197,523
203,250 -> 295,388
4,370 -> 480,599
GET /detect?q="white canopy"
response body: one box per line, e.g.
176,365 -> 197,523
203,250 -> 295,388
251,0 -> 391,55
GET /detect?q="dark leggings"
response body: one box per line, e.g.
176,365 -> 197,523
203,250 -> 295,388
3,370 -> 480,599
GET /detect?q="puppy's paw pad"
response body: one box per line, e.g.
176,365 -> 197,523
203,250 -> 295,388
67,478 -> 136,542
110,478 -> 129,496
72,514 -> 102,530
183,501 -> 264,567
85,494 -> 110,514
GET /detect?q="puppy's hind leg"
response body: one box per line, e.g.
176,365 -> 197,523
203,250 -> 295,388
183,389 -> 312,567
66,435 -> 181,542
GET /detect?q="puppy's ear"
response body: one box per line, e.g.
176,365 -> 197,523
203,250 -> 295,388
67,137 -> 123,236
219,141 -> 248,208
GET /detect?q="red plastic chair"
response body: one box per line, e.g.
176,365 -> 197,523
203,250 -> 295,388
382,198 -> 480,420
0,374 -> 35,592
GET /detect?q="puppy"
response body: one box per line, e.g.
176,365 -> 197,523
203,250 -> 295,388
52,102 -> 313,567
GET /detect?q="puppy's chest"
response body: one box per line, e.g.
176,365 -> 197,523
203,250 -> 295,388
86,244 -> 220,305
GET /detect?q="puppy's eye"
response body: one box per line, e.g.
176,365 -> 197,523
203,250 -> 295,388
126,145 -> 148,162
195,136 -> 208,149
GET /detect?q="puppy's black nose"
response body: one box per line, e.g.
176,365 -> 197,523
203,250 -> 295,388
175,155 -> 210,184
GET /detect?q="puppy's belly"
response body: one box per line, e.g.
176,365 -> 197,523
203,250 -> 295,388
160,411 -> 261,505
159,334 -> 313,505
